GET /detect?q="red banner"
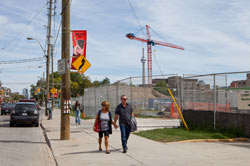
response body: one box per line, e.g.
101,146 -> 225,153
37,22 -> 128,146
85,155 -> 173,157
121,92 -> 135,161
71,30 -> 87,70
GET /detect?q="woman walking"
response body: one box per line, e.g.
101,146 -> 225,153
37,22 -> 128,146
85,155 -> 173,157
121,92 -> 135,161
74,100 -> 81,125
93,101 -> 114,154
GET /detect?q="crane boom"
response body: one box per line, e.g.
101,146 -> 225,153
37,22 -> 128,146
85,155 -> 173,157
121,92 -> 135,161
153,39 -> 184,50
126,25 -> 184,86
126,33 -> 184,50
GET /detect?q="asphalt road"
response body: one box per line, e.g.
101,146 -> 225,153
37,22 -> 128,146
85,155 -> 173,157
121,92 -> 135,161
0,113 -> 56,166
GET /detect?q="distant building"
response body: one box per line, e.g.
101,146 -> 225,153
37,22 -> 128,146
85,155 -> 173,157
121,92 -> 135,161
22,88 -> 29,99
230,73 -> 250,88
152,76 -> 210,98
153,76 -> 210,90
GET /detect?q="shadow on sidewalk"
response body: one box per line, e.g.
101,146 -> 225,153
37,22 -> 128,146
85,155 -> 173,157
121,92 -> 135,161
218,142 -> 250,149
62,148 -> 121,156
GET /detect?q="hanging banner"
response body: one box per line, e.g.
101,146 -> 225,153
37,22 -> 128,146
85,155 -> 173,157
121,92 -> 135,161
71,30 -> 87,70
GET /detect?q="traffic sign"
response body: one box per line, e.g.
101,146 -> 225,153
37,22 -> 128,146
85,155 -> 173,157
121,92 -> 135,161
50,88 -> 57,94
37,88 -> 40,92
72,55 -> 91,74
58,59 -> 66,75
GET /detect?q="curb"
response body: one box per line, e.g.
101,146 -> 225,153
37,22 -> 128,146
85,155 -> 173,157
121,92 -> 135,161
167,138 -> 250,144
40,120 -> 58,166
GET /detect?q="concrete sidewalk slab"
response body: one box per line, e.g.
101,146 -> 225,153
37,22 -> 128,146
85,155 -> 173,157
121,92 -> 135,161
41,109 -> 250,166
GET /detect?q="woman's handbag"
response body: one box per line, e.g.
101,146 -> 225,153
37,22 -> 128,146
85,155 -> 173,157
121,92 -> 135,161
94,120 -> 100,132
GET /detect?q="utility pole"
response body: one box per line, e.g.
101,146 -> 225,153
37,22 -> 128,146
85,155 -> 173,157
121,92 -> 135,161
43,72 -> 45,106
45,0 -> 53,116
60,0 -> 71,140
51,44 -> 54,110
51,0 -> 57,111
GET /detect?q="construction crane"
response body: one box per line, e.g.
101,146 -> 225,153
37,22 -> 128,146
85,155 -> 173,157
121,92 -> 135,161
126,25 -> 184,86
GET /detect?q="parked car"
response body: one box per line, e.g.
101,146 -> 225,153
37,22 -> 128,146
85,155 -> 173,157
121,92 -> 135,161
1,103 -> 15,115
10,102 -> 39,127
19,99 -> 40,110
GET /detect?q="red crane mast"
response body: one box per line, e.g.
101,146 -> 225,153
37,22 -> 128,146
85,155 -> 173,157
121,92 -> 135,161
126,25 -> 184,85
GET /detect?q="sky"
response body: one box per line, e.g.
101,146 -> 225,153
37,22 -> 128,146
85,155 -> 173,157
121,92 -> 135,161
1,0 -> 250,94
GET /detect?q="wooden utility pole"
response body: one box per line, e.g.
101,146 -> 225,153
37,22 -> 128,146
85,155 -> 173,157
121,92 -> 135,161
45,0 -> 53,116
43,72 -> 45,106
60,0 -> 70,140
51,44 -> 54,110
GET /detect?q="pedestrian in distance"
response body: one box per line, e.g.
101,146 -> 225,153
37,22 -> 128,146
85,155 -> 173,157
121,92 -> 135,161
93,101 -> 115,154
114,95 -> 134,153
47,100 -> 52,120
74,100 -> 81,125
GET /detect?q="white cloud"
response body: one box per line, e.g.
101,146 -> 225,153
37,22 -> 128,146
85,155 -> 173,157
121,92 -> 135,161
2,0 -> 250,93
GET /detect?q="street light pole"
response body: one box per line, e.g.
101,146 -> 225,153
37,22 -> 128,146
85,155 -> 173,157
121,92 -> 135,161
27,37 -> 46,55
27,37 -> 46,109
45,0 -> 53,117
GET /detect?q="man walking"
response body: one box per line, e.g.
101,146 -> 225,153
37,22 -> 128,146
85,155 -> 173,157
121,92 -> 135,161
114,95 -> 133,153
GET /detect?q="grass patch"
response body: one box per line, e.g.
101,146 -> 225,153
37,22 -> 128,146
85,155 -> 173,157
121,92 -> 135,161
134,127 -> 240,143
70,111 -> 93,120
134,114 -> 160,118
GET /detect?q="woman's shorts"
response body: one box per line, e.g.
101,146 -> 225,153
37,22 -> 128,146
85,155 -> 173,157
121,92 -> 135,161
98,130 -> 109,138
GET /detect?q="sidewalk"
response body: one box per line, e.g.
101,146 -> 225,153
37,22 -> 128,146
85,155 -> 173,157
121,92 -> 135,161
41,109 -> 250,166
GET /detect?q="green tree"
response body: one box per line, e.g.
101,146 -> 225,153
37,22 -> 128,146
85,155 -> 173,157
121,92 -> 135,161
12,93 -> 25,102
93,80 -> 101,87
70,72 -> 92,97
93,77 -> 110,87
155,81 -> 167,87
101,77 -> 110,85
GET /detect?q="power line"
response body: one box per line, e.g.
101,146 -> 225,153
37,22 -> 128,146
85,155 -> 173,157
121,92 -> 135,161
1,3 -> 47,50
60,0 -> 72,15
127,0 -> 145,37
149,26 -> 182,45
0,65 -> 44,71
0,57 -> 45,64
53,21 -> 62,48
153,49 -> 164,77
1,82 -> 35,85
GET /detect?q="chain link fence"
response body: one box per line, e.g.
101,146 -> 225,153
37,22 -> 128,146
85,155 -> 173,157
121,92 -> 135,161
182,71 -> 250,113
74,74 -> 181,118
71,71 -> 250,122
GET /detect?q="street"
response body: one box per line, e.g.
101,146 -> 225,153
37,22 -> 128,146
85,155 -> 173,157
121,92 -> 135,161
0,113 -> 56,166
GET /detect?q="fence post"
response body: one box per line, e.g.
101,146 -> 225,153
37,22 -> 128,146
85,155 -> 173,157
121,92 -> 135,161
116,82 -> 119,105
107,85 -> 109,102
94,87 -> 97,113
181,74 -> 184,127
130,77 -> 132,104
213,74 -> 216,131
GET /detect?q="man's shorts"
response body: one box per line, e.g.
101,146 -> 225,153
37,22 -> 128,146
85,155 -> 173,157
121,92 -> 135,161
98,130 -> 109,138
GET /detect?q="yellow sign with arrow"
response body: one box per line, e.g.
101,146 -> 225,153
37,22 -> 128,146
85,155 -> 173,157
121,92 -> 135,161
50,88 -> 57,94
72,55 -> 91,74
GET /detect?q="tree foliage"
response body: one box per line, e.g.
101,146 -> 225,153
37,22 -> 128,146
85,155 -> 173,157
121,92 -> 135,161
93,77 -> 110,87
30,72 -> 109,98
155,81 -> 167,87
